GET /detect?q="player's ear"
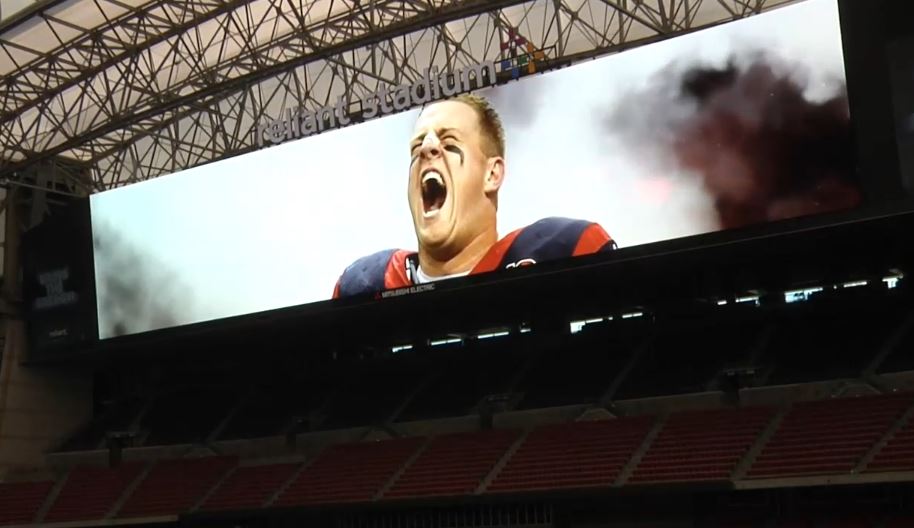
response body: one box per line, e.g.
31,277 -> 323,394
484,156 -> 505,194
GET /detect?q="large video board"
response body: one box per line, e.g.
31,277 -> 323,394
91,0 -> 854,339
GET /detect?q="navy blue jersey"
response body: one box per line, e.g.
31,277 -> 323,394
333,217 -> 615,298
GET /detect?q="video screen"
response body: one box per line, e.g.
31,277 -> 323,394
91,0 -> 853,339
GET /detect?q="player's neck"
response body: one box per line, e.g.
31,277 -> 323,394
419,228 -> 498,278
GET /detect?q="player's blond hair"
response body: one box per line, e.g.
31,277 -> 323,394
452,93 -> 505,158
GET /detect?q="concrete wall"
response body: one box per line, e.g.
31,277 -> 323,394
0,318 -> 93,480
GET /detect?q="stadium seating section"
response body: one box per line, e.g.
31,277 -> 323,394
56,284 -> 914,452
0,481 -> 53,526
274,437 -> 425,506
44,462 -> 144,522
488,417 -> 653,492
866,408 -> 914,473
747,394 -> 913,478
199,462 -> 299,512
5,286 -> 910,526
385,430 -> 518,499
116,456 -> 236,518
629,406 -> 774,483
1,393 -> 913,525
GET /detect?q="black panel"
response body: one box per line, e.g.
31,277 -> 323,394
840,0 -> 914,203
21,198 -> 98,355
884,1 -> 914,196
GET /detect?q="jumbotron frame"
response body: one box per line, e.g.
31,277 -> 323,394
0,0 -> 797,195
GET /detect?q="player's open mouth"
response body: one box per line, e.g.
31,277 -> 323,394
421,170 -> 447,218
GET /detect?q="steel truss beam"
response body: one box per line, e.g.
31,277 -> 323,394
0,0 -> 797,191
0,0 -> 260,124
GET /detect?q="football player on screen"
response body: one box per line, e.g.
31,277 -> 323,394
333,93 -> 616,298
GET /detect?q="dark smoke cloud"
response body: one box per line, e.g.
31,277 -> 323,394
93,223 -> 191,338
606,54 -> 860,230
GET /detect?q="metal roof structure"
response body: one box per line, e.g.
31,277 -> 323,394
0,0 -> 798,195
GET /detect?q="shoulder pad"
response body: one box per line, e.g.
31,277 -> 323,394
337,249 -> 401,298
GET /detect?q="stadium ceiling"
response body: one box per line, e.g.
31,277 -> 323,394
0,0 -> 798,194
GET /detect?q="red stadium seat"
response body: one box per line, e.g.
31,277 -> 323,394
0,481 -> 53,526
384,430 -> 519,499
487,417 -> 653,493
865,413 -> 914,473
116,457 -> 236,518
630,407 -> 774,484
275,437 -> 425,506
746,394 -> 913,479
44,463 -> 144,523
199,462 -> 300,512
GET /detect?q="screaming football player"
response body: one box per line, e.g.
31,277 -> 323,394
333,93 -> 616,298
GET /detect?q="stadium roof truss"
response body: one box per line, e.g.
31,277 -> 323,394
0,0 -> 799,194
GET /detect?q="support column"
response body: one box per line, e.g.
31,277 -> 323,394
0,187 -> 92,479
